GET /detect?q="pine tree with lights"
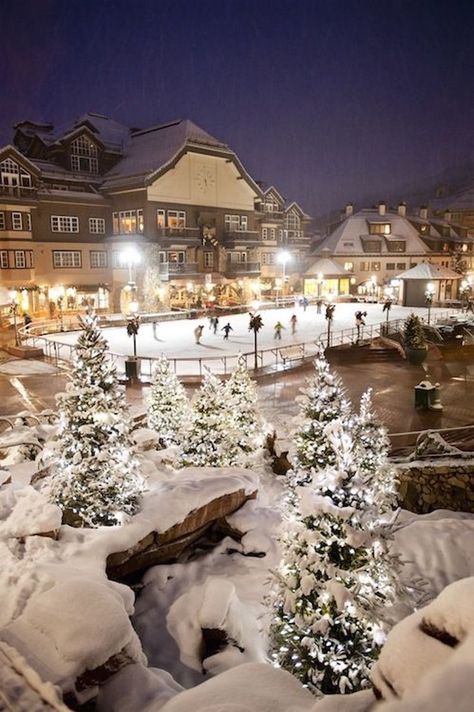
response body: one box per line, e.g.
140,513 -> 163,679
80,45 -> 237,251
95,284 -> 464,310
270,418 -> 399,696
290,345 -> 351,487
225,357 -> 265,456
353,388 -> 399,513
47,314 -> 145,527
179,368 -> 240,467
147,355 -> 191,448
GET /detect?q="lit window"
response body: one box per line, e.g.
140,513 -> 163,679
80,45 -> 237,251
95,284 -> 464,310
89,217 -> 106,234
371,262 -> 381,271
167,210 -> 186,229
157,210 -> 165,229
369,223 -> 391,235
360,261 -> 370,271
344,262 -> 353,271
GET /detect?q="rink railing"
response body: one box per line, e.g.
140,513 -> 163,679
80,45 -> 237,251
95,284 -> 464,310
23,310 -> 458,378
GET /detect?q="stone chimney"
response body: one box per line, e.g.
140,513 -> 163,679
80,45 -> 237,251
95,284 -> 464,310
345,203 -> 353,217
419,206 -> 428,220
378,201 -> 386,216
398,202 -> 407,217
444,209 -> 452,222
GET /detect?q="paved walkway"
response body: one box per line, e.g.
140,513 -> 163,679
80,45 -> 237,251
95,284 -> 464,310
1,344 -> 473,435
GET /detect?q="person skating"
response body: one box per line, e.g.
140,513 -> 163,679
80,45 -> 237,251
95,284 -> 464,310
213,316 -> 220,334
221,322 -> 233,340
316,300 -> 322,314
194,324 -> 204,344
303,296 -> 309,312
274,321 -> 285,340
152,320 -> 158,339
355,310 -> 367,343
290,314 -> 297,335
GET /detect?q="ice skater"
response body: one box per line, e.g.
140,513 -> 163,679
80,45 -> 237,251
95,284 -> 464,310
194,324 -> 204,344
290,314 -> 297,335
221,322 -> 233,340
152,320 -> 158,340
213,316 -> 220,334
274,321 -> 285,340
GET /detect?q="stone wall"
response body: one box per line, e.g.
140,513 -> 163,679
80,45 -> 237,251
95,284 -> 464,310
397,459 -> 474,513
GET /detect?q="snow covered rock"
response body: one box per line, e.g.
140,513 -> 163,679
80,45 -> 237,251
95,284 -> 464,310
158,662 -> 314,712
167,577 -> 266,675
371,576 -> 474,701
106,469 -> 258,579
0,485 -> 62,539
0,579 -> 145,704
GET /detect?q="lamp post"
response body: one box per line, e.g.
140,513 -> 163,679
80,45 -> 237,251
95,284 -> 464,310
325,302 -> 335,348
125,301 -> 140,381
8,290 -> 19,346
382,289 -> 393,335
425,282 -> 435,325
249,300 -> 263,371
277,250 -> 291,305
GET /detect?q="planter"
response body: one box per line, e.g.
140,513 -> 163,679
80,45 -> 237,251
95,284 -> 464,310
125,358 -> 140,381
406,347 -> 427,365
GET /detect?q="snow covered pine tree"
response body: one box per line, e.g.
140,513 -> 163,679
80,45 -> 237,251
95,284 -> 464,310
271,359 -> 400,695
147,355 -> 191,448
225,356 -> 265,457
180,368 -> 240,467
47,314 -> 144,527
290,344 -> 350,487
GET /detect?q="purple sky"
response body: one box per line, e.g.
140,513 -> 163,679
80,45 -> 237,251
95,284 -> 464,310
1,0 -> 473,217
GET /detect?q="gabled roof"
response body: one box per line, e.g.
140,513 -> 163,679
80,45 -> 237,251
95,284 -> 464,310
306,256 -> 351,276
101,118 -> 261,195
263,185 -> 286,204
49,113 -> 131,152
430,184 -> 474,211
396,263 -> 461,280
285,200 -> 311,219
0,144 -> 42,175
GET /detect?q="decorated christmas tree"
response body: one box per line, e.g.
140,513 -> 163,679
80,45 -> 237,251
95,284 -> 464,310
225,357 -> 265,455
180,368 -> 240,467
270,418 -> 400,695
353,388 -> 399,513
290,345 -> 351,487
47,314 -> 145,527
403,313 -> 426,350
147,355 -> 191,448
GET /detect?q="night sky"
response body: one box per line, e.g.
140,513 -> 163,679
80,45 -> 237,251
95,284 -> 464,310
1,0 -> 474,218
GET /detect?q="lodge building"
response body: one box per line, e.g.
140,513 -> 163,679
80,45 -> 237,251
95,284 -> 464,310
0,113 -> 313,318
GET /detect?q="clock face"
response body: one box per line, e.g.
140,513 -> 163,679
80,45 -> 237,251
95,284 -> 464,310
196,165 -> 215,193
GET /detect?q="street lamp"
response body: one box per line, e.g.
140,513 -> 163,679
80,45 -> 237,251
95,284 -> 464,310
325,301 -> 335,348
120,246 -> 141,285
125,302 -> 140,382
277,250 -> 292,303
425,282 -> 435,325
249,300 -> 263,370
382,288 -> 393,334
8,290 -> 19,346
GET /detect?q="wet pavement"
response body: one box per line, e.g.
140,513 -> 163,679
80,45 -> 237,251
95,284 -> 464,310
1,347 -> 473,435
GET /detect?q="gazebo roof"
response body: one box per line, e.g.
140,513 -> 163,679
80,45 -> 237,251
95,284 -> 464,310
396,263 -> 461,280
306,257 -> 350,277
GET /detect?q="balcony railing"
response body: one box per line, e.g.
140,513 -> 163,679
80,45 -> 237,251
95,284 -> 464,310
159,262 -> 200,280
0,185 -> 37,199
223,230 -> 261,245
225,261 -> 261,275
157,226 -> 201,239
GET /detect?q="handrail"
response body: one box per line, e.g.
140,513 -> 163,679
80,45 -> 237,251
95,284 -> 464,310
21,309 -> 460,377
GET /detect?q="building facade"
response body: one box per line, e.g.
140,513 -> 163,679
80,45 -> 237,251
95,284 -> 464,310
308,202 -> 474,303
0,113 -> 313,319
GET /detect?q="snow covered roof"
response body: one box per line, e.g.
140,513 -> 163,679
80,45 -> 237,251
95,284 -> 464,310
306,256 -> 350,276
48,112 -> 131,152
396,263 -> 461,280
101,119 -> 230,190
430,184 -> 474,211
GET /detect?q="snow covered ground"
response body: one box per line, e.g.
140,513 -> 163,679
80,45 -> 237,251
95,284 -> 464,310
39,303 -> 452,375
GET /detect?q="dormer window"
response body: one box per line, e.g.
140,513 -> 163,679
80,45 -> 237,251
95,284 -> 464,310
70,135 -> 98,174
0,158 -> 32,189
368,222 -> 390,235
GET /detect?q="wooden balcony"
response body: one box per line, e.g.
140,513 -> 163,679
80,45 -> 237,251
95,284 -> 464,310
158,262 -> 201,281
0,185 -> 37,200
223,230 -> 261,247
225,261 -> 261,276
